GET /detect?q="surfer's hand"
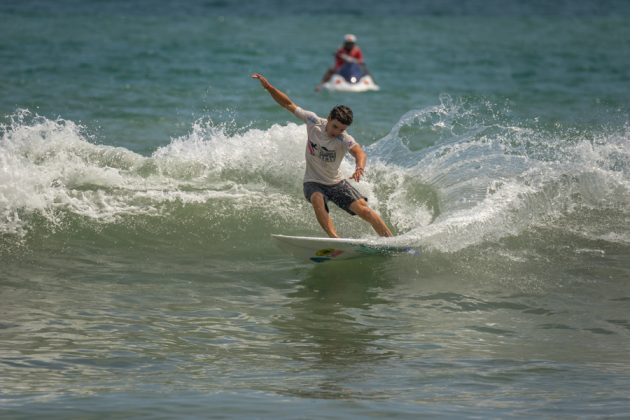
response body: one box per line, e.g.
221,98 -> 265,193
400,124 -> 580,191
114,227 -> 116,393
251,73 -> 270,89
351,167 -> 364,182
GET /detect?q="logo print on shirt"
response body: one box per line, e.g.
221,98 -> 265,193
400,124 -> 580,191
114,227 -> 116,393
308,141 -> 337,162
308,140 -> 317,155
318,146 -> 336,162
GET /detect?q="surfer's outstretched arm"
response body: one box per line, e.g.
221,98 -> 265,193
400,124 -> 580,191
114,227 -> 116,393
251,73 -> 297,113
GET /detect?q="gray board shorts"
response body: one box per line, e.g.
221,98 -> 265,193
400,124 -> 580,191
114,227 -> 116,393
303,180 -> 367,215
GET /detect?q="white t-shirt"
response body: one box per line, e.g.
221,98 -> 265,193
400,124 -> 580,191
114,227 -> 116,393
293,107 -> 358,185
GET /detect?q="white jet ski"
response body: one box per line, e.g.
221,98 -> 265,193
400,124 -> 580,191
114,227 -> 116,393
319,63 -> 380,93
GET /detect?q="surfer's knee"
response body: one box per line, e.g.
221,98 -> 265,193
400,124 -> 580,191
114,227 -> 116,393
350,199 -> 372,218
310,192 -> 324,205
310,192 -> 330,215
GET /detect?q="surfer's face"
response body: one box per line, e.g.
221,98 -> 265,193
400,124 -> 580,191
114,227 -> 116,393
326,119 -> 349,137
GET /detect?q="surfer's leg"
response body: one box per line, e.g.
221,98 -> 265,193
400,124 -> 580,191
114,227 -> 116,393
310,192 -> 339,238
349,199 -> 393,237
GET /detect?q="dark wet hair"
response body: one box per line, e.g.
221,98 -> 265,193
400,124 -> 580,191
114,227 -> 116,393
328,105 -> 353,126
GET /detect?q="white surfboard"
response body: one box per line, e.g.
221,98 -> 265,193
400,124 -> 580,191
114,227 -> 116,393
272,234 -> 417,263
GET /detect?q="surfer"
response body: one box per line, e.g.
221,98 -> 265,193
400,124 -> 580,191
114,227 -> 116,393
251,73 -> 393,238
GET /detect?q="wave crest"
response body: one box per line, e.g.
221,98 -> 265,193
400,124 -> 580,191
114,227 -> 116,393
2,107 -> 629,253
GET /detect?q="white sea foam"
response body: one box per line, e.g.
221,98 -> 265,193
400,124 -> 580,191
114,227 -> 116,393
0,112 -> 305,236
368,105 -> 630,251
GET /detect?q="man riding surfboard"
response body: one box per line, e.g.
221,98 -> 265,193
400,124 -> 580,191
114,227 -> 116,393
251,73 -> 393,238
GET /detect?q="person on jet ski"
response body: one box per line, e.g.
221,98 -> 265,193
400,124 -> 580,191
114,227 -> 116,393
316,34 -> 371,91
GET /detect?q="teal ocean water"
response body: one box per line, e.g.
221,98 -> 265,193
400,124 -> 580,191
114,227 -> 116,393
2,1 -> 630,417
